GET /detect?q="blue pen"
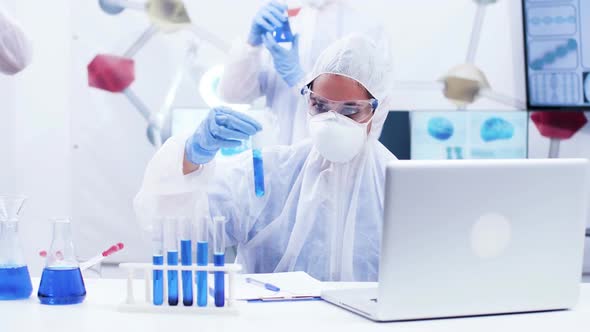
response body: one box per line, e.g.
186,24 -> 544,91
213,216 -> 226,307
245,277 -> 280,292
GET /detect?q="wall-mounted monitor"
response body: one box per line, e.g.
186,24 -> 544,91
523,0 -> 590,110
411,111 -> 528,160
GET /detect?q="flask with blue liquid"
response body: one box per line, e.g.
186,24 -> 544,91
0,195 -> 33,300
37,218 -> 86,305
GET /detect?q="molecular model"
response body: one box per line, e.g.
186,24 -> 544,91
88,0 -> 229,146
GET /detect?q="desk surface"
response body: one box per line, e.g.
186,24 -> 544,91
3,278 -> 590,332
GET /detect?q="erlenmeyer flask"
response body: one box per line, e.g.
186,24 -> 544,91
0,195 -> 32,300
38,218 -> 86,305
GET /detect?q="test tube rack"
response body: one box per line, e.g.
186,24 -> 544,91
118,262 -> 242,314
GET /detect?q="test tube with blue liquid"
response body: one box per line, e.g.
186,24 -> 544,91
213,216 -> 226,307
273,3 -> 294,44
273,20 -> 294,43
196,216 -> 209,307
252,134 -> 265,197
152,218 -> 164,305
164,219 -> 179,306
179,217 -> 193,306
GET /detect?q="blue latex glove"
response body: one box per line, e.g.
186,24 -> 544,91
262,32 -> 304,87
185,107 -> 262,165
248,1 -> 288,47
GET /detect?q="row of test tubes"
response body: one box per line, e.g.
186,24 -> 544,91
152,216 -> 226,307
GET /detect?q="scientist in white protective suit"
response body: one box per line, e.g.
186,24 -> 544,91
217,0 -> 387,145
135,33 -> 396,282
0,7 -> 31,75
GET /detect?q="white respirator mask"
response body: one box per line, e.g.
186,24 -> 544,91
308,111 -> 371,163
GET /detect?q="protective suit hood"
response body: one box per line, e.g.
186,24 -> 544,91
303,33 -> 394,138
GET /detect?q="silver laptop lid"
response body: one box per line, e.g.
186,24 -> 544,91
378,159 -> 589,320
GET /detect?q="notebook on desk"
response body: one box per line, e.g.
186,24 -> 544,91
233,271 -> 322,301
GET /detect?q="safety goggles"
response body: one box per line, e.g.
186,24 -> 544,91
300,86 -> 378,122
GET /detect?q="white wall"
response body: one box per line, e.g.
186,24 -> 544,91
364,0 -> 525,111
0,0 -> 72,275
0,56 -> 16,194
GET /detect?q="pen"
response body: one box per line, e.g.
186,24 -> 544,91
245,277 -> 280,292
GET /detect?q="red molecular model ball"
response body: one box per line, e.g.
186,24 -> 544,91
87,54 -> 135,93
531,111 -> 587,140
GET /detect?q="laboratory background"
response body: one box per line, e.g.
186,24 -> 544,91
1,0 -> 590,326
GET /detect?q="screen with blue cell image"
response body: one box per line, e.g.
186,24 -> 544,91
411,112 -> 528,160
523,0 -> 590,109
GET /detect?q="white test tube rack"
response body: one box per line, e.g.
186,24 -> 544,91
118,262 -> 242,315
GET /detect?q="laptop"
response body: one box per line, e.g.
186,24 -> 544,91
321,159 -> 589,321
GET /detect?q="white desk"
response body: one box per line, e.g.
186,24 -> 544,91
3,279 -> 590,332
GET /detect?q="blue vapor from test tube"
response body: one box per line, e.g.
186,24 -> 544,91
252,134 -> 265,197
213,216 -> 226,307
152,218 -> 164,306
196,216 -> 209,307
180,217 -> 193,306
